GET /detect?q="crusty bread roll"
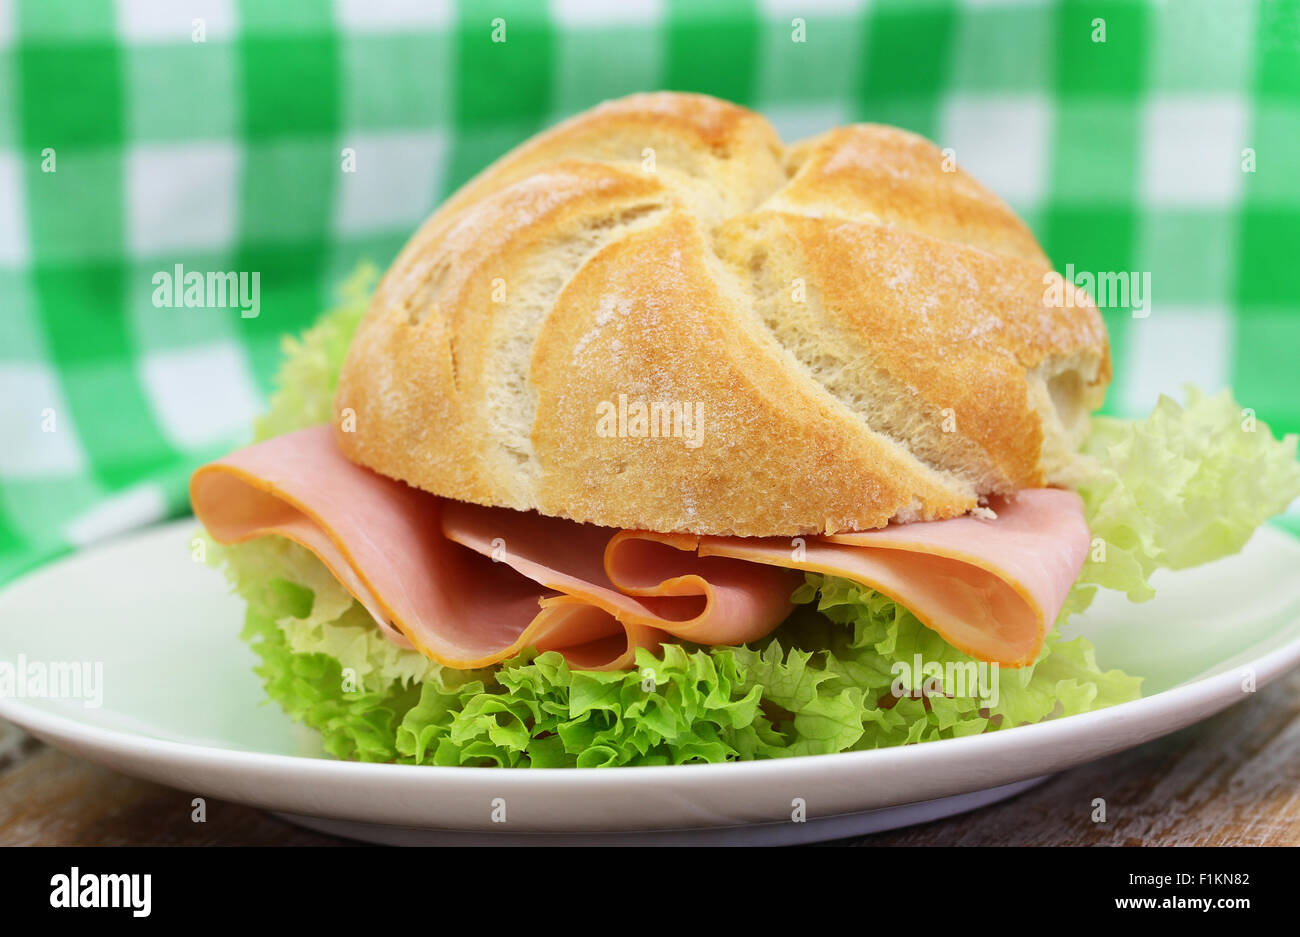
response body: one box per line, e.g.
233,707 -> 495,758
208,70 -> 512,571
335,92 -> 1109,536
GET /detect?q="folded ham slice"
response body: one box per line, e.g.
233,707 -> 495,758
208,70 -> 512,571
190,425 -> 798,669
693,488 -> 1088,667
190,426 -> 1089,670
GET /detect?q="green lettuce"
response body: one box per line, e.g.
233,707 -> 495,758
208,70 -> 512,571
1074,388 -> 1300,601
219,533 -> 1143,765
212,272 -> 1299,766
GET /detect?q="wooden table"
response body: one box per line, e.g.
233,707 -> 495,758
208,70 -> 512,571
3,665 -> 1297,846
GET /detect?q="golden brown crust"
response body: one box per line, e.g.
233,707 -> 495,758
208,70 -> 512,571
336,93 -> 1110,536
777,124 -> 1050,265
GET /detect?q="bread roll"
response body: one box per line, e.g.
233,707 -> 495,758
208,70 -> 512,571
335,92 -> 1109,536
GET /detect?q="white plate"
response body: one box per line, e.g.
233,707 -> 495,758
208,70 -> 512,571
1,520 -> 1298,845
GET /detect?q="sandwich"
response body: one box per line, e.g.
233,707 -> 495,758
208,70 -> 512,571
190,93 -> 1300,767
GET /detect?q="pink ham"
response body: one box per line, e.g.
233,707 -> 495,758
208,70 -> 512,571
190,425 -> 798,670
190,426 -> 1090,670
695,490 -> 1090,667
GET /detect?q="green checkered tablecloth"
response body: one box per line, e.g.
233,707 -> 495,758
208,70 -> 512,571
1,0 -> 1298,582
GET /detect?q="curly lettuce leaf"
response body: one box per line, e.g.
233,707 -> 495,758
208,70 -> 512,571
395,644 -> 786,768
741,575 -> 1142,753
1075,387 -> 1300,601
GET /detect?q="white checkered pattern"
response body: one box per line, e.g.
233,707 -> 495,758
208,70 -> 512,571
127,143 -> 240,255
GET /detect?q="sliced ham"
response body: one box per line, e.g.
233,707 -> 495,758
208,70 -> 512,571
190,425 -> 1090,671
696,489 -> 1089,667
442,501 -> 800,648
190,426 -> 798,670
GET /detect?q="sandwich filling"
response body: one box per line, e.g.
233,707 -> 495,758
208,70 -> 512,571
192,425 -> 1087,671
